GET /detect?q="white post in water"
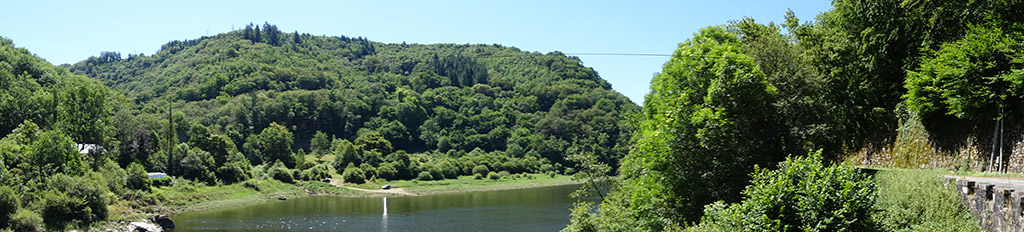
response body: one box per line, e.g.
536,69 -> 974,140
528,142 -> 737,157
382,197 -> 389,232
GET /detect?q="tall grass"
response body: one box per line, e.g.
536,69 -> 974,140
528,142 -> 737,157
873,169 -> 982,231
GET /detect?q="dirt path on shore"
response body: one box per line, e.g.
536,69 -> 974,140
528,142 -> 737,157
329,179 -> 418,196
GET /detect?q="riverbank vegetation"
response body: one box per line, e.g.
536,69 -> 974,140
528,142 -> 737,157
0,22 -> 637,230
565,0 -> 1022,231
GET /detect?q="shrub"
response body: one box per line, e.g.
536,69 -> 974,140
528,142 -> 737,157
180,147 -> 216,184
126,162 -> 151,191
874,170 -> 982,231
216,162 -> 251,184
43,174 -> 107,227
487,171 -> 501,180
304,164 -> 333,181
474,173 -> 483,179
540,164 -> 554,173
99,159 -> 127,195
498,171 -> 511,178
691,152 -> 875,231
473,165 -> 490,176
429,166 -> 445,180
9,209 -> 42,232
39,190 -> 88,230
0,185 -> 17,228
269,167 -> 294,183
417,171 -> 434,181
342,163 -> 366,184
151,177 -> 172,187
375,163 -> 399,181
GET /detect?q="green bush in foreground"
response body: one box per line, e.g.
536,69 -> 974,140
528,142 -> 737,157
689,151 -> 876,231
874,170 -> 982,231
487,171 -> 500,180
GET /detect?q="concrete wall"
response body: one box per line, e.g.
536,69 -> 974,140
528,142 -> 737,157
953,178 -> 1024,232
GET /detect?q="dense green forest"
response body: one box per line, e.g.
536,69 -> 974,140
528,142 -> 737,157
566,0 -> 1022,231
0,23 -> 637,230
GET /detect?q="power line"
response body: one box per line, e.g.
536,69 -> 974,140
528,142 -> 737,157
565,53 -> 672,57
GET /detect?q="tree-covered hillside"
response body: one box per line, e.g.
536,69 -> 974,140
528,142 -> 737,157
68,23 -> 637,178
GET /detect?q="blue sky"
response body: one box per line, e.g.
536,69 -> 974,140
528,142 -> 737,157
0,0 -> 833,104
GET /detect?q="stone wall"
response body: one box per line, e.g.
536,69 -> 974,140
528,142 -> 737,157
953,178 -> 1024,232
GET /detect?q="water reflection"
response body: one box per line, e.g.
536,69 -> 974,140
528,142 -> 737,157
173,184 -> 582,231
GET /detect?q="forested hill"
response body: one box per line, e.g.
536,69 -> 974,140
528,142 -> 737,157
68,24 -> 638,173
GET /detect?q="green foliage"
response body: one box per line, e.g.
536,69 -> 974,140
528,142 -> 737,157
126,162 -> 151,191
341,163 -> 366,184
332,139 -> 358,171
249,122 -> 295,167
487,171 -> 500,180
472,165 -> 490,176
873,170 -> 982,231
41,174 -> 107,229
375,163 -> 399,181
303,163 -> 332,181
180,146 -> 216,184
473,173 -> 483,179
0,185 -> 17,228
905,24 -> 1024,120
620,26 -> 782,227
690,152 -> 876,231
310,131 -> 330,155
416,171 -> 434,181
268,167 -> 294,184
30,129 -> 83,177
8,209 -> 41,232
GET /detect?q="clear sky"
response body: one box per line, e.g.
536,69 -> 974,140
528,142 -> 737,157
0,0 -> 833,105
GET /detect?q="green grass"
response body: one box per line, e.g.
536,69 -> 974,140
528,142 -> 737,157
873,169 -> 983,231
345,173 -> 578,195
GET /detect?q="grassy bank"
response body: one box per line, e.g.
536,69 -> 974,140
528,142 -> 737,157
873,169 -> 982,231
343,173 -> 578,196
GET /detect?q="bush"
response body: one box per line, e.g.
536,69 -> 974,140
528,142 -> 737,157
342,163 -> 366,184
99,159 -> 127,195
181,147 -> 216,184
417,171 -> 434,181
376,163 -> 399,181
474,173 -> 483,179
269,167 -> 294,183
42,174 -> 107,228
39,190 -> 89,230
151,177 -> 172,187
540,164 -> 554,173
498,171 -> 511,178
487,171 -> 501,180
304,164 -> 333,181
874,170 -> 982,231
216,162 -> 251,184
9,209 -> 42,232
126,162 -> 151,191
473,165 -> 490,176
691,152 -> 875,231
0,185 -> 17,228
429,166 -> 445,180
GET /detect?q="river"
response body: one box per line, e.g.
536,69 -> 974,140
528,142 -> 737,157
172,184 -> 584,231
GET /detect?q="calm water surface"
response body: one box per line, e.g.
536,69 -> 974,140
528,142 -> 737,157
172,184 -> 583,231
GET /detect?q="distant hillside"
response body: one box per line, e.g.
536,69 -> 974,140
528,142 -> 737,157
69,23 -> 638,174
